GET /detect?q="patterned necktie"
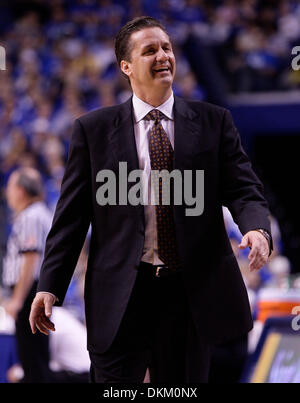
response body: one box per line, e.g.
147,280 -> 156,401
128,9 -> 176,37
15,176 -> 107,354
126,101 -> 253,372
144,109 -> 181,269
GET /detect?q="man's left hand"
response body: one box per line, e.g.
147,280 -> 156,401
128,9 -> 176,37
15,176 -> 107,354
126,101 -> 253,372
238,230 -> 269,272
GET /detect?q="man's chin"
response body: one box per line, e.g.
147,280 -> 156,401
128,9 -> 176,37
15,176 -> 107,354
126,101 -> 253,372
152,75 -> 174,86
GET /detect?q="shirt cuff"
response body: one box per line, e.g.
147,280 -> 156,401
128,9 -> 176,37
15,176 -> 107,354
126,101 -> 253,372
36,291 -> 59,303
254,228 -> 272,256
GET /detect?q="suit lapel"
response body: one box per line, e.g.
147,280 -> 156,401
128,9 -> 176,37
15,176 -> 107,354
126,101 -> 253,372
108,96 -> 140,174
173,96 -> 200,170
108,96 -> 144,221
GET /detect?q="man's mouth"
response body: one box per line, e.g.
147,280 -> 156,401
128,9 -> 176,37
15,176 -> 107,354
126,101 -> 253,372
152,66 -> 170,73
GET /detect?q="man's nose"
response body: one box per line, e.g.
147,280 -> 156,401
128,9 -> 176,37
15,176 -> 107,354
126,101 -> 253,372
156,47 -> 168,62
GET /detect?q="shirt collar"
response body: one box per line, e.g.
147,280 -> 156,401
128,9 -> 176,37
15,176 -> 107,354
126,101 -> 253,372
132,92 -> 174,123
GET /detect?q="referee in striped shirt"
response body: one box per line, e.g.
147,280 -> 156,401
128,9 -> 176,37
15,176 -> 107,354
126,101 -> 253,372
2,167 -> 53,383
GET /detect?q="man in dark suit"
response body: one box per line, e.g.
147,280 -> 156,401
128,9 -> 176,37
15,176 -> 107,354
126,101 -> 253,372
29,16 -> 272,383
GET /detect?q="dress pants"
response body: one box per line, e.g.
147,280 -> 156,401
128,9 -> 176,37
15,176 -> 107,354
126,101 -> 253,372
89,263 -> 211,383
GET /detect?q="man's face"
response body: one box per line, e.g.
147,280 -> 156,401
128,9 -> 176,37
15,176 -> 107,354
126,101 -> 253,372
121,27 -> 176,93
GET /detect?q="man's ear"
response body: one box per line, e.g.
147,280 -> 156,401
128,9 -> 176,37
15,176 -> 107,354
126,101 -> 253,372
120,60 -> 131,79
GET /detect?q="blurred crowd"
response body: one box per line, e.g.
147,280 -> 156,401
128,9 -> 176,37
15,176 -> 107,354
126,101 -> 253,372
0,0 -> 300,202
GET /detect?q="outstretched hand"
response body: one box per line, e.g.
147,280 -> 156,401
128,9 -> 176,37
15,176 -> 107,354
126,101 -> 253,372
239,230 -> 269,272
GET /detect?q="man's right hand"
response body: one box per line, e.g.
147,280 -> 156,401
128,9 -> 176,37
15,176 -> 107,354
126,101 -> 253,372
29,293 -> 56,336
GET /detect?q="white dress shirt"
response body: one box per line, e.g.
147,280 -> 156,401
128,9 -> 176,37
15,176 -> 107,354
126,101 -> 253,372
132,91 -> 175,265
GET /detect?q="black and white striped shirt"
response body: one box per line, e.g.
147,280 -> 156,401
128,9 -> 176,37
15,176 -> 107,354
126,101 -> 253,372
2,201 -> 53,287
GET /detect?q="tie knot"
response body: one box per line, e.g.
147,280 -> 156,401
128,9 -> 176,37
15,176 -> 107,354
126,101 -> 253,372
144,109 -> 166,123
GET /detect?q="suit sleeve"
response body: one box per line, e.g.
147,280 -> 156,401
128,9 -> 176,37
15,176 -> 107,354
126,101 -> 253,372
219,109 -> 272,239
37,119 -> 92,304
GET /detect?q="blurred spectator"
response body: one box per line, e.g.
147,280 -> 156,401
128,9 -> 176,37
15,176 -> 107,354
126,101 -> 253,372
2,167 -> 53,383
222,206 -> 296,358
223,207 -> 290,292
0,127 -> 27,175
6,306 -> 90,383
41,136 -> 65,211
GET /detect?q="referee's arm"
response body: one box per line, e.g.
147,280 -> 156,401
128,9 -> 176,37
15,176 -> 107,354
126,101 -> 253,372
6,252 -> 39,320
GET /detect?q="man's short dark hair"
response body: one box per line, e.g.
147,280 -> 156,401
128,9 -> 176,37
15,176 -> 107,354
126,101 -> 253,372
114,16 -> 168,66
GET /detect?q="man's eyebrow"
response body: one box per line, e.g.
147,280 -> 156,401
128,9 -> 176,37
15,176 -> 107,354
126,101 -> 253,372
141,43 -> 156,50
141,41 -> 171,50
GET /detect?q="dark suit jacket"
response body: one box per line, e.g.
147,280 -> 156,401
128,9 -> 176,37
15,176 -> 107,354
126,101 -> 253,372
37,95 -> 272,353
